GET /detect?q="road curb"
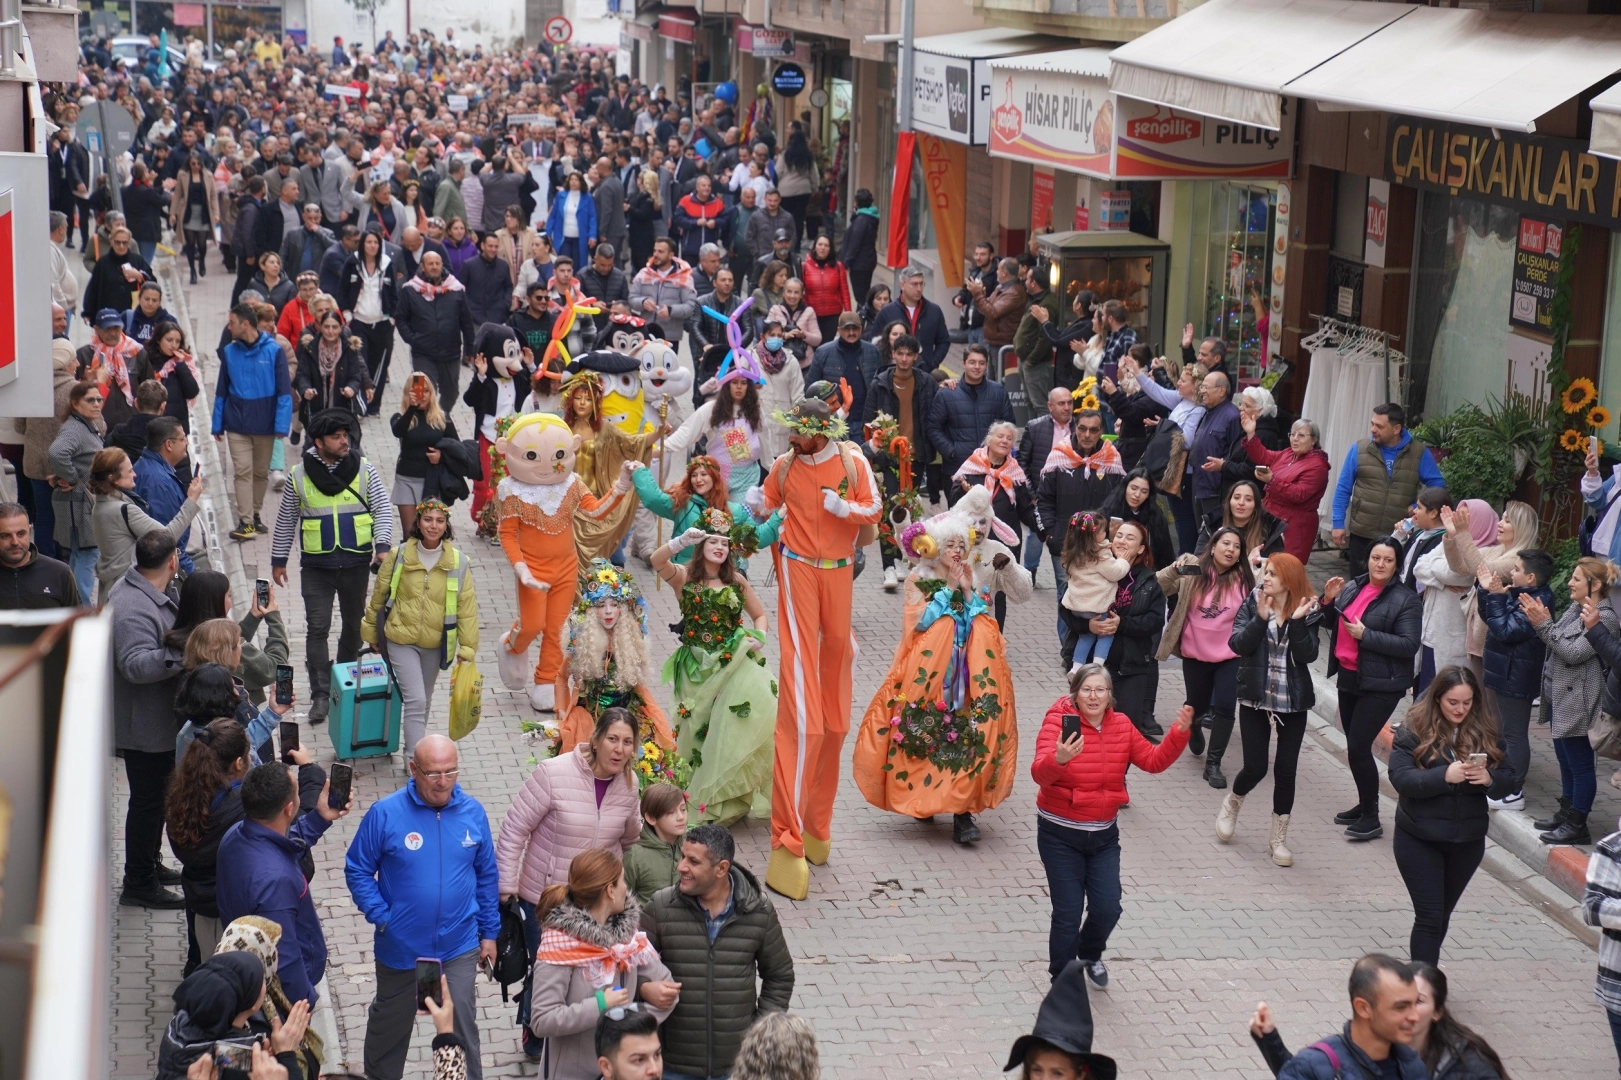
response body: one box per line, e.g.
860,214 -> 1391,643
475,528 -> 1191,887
1304,669 -> 1597,945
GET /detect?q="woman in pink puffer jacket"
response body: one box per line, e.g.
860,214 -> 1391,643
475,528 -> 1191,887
497,709 -> 644,1057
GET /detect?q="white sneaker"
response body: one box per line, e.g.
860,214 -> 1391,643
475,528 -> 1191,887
882,567 -> 899,592
529,682 -> 556,712
268,469 -> 287,493
1488,792 -> 1525,811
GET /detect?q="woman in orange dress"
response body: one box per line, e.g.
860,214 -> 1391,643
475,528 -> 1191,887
854,512 -> 1018,845
554,560 -> 675,760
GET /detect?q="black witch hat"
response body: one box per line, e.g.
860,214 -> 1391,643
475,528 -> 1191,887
1003,960 -> 1118,1079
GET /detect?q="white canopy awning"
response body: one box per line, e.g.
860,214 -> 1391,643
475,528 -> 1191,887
912,28 -> 1069,59
1288,8 -> 1621,132
1592,82 -> 1621,161
1108,0 -> 1411,131
990,46 -> 1112,80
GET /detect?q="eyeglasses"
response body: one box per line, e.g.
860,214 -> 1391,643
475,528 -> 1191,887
1076,687 -> 1109,696
1076,425 -> 1103,435
605,1001 -> 644,1021
415,768 -> 459,782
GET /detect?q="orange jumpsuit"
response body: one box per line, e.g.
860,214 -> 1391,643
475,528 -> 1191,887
759,442 -> 882,858
498,474 -> 626,683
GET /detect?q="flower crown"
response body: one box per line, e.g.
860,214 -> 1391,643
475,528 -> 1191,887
415,498 -> 451,516
697,506 -> 763,558
573,559 -> 648,631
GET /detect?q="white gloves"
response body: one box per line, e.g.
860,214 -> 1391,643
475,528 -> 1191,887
669,526 -> 710,554
823,489 -> 852,518
743,485 -> 767,517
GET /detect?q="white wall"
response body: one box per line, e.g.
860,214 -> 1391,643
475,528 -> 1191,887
567,0 -> 622,46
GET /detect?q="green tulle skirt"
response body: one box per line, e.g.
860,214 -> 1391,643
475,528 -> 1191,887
664,627 -> 776,826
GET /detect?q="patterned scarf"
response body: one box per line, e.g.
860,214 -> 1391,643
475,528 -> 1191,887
215,916 -> 327,1066
535,927 -> 659,988
755,342 -> 789,376
92,333 -> 144,406
403,273 -> 465,297
1044,436 -> 1123,479
156,348 -> 200,391
318,335 -> 342,377
954,448 -> 1027,498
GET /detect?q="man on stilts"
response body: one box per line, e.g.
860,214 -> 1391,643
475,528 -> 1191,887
758,399 -> 882,899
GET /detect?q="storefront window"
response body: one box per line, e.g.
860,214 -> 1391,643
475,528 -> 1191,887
1408,193 -> 1517,419
80,0 -> 133,40
211,4 -> 281,51
1597,235 -> 1621,445
1186,181 -> 1276,384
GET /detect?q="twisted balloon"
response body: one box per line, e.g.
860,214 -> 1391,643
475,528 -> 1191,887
540,291 -> 603,380
706,295 -> 763,385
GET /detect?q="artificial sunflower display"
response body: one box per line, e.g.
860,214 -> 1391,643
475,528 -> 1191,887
1563,377 -> 1599,414
1079,393 -> 1101,410
1589,406 -> 1612,430
1561,428 -> 1587,453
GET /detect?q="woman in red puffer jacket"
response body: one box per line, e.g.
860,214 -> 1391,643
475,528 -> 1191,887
800,234 -> 853,344
1031,663 -> 1192,988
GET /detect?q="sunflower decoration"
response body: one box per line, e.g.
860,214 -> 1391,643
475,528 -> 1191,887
1563,377 -> 1599,414
1078,393 -> 1101,411
1561,428 -> 1587,453
1589,406 -> 1612,431
1076,375 -> 1098,397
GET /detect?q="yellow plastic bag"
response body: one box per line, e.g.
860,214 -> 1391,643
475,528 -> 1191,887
449,660 -> 483,741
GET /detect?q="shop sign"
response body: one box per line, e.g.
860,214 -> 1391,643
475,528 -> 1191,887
1031,169 -> 1055,234
1113,98 -> 1292,181
912,52 -> 973,144
771,63 -> 807,97
987,67 -> 1111,178
1388,115 -> 1621,230
1365,178 -> 1389,269
746,27 -> 794,58
1511,217 -> 1563,334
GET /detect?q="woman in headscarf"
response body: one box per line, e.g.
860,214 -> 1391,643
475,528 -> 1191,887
154,950 -> 307,1079
1441,498 -> 1538,682
215,915 -> 332,1079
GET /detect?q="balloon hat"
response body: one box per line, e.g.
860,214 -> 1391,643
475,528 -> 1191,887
707,295 -> 765,386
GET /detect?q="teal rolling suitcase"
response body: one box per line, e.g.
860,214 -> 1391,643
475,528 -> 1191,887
329,646 -> 402,759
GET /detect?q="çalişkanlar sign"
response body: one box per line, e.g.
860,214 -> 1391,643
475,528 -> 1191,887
1388,115 -> 1621,229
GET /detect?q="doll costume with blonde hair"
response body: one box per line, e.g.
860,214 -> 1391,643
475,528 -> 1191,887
554,560 -> 674,753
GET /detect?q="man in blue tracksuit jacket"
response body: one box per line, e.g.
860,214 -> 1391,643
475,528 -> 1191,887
216,760 -> 347,1007
213,301 -> 294,539
346,735 -> 500,1080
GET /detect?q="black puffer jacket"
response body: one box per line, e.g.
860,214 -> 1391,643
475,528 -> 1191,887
1587,621 -> 1621,718
166,784 -> 244,918
1388,726 -> 1516,844
396,279 -> 476,363
1229,592 -> 1320,711
1102,564 -> 1165,680
639,865 -> 794,1079
1323,575 -> 1423,693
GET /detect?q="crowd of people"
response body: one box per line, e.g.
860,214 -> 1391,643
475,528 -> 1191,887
8,22 -> 1620,1080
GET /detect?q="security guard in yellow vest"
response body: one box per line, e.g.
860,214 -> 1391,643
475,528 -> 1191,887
361,498 -> 479,755
271,408 -> 395,721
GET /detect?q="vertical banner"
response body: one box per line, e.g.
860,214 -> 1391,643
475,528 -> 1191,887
887,132 -> 917,270
918,135 -> 967,289
1270,180 -> 1290,367
1364,178 -> 1389,269
1030,169 -> 1055,236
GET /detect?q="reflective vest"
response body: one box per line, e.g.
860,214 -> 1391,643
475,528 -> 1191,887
296,458 -> 375,555
386,542 -> 467,669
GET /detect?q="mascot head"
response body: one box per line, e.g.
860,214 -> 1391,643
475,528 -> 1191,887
637,337 -> 694,414
475,323 -> 526,378
495,412 -> 579,486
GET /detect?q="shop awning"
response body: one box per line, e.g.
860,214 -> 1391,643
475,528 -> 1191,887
991,47 -> 1111,79
1287,8 -> 1621,132
911,28 -> 1068,60
1108,0 -> 1411,131
1591,83 -> 1621,161
657,12 -> 697,43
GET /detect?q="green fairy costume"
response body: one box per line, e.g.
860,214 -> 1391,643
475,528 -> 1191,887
662,510 -> 777,826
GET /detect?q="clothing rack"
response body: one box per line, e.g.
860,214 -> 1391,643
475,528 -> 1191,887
1302,314 -> 1407,405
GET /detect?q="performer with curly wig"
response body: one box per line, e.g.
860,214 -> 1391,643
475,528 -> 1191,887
555,560 -> 674,756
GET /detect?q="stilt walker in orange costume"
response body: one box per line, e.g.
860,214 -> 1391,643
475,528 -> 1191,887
492,412 -> 633,713
759,399 -> 882,900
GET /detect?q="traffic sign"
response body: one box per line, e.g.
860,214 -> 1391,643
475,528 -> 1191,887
543,16 -> 573,45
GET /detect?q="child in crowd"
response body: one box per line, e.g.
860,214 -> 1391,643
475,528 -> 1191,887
622,782 -> 689,903
1477,547 -> 1556,812
1059,510 -> 1129,673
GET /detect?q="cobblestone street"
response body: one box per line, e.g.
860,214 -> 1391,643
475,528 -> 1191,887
105,255 -> 1615,1078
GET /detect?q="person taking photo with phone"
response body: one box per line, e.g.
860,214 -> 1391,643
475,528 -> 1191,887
345,734 -> 500,1080
1387,666 -> 1517,965
1031,664 -> 1193,989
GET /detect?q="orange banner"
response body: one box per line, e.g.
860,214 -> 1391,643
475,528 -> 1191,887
918,134 -> 967,289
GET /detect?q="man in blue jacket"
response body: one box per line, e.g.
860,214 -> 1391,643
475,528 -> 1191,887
1268,953 -> 1426,1079
213,301 -> 293,541
928,344 -> 1015,502
132,416 -> 195,575
216,760 -> 349,1007
346,735 -> 500,1080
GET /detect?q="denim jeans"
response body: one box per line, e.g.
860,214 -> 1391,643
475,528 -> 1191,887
1556,735 -> 1599,814
1035,817 -> 1122,977
517,899 -> 543,1051
1607,1008 -> 1621,1078
67,524 -> 97,605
